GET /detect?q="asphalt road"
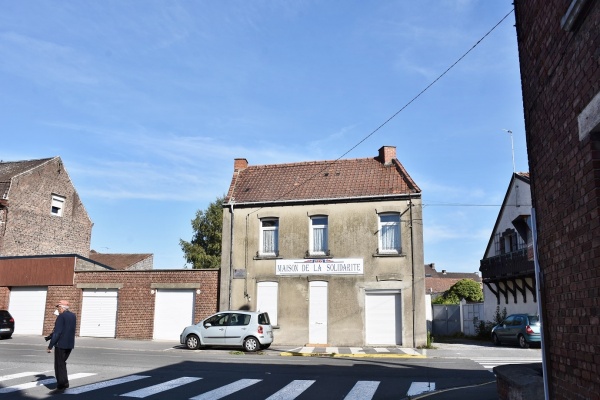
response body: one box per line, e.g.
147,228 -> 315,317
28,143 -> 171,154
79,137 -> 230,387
0,336 -> 542,399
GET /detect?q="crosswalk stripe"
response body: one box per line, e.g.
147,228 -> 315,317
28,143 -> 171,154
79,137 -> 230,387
121,377 -> 202,398
407,382 -> 435,396
189,378 -> 262,400
65,375 -> 151,395
0,372 -> 96,394
265,380 -> 315,400
344,381 -> 380,400
0,372 -> 43,382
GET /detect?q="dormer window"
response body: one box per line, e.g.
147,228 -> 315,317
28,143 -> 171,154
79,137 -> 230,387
51,194 -> 65,217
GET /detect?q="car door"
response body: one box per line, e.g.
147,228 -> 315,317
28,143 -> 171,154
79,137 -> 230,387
225,313 -> 251,346
200,313 -> 229,345
511,315 -> 525,342
496,316 -> 514,342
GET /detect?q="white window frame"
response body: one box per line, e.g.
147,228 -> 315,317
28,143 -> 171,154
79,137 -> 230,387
378,212 -> 401,254
309,215 -> 328,256
259,218 -> 279,256
51,194 -> 66,217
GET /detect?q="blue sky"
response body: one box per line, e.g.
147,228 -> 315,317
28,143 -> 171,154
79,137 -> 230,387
1,1 -> 528,273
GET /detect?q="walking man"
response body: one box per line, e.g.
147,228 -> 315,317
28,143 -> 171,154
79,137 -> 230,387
47,300 -> 76,392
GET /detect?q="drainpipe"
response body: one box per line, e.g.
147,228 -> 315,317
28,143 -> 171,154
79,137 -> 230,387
228,200 -> 235,310
409,197 -> 416,348
531,208 -> 549,400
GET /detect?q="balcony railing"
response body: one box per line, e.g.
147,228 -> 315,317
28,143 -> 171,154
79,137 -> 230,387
479,248 -> 534,279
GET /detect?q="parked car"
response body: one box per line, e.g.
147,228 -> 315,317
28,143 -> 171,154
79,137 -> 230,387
180,311 -> 273,352
0,310 -> 15,339
492,314 -> 540,348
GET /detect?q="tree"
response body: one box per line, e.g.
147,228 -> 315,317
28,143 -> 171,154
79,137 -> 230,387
180,195 -> 224,269
432,278 -> 483,304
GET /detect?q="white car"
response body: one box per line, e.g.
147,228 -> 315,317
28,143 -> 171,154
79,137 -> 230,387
180,311 -> 274,352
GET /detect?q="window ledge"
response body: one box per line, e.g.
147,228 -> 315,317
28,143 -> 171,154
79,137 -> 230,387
372,253 -> 406,258
253,255 -> 282,260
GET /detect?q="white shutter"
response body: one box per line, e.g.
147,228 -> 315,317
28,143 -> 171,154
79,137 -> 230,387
365,291 -> 402,345
79,289 -> 118,338
9,287 -> 48,335
153,289 -> 194,340
257,282 -> 278,326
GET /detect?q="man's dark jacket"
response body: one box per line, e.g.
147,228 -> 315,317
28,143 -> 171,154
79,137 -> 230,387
48,310 -> 76,350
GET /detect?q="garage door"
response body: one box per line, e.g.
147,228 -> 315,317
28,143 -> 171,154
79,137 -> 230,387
153,289 -> 194,340
365,291 -> 402,345
79,289 -> 118,338
9,287 -> 48,335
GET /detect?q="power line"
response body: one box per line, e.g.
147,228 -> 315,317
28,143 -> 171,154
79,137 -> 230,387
244,8 -> 515,215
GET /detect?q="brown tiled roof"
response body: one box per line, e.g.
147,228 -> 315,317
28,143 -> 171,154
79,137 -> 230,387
88,250 -> 152,270
424,263 -> 482,295
0,158 -> 55,199
226,150 -> 420,204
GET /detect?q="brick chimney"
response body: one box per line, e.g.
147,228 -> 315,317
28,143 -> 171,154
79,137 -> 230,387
377,146 -> 396,165
234,158 -> 248,171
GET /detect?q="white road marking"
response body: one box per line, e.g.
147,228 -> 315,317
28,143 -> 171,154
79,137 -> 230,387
121,377 -> 201,398
65,375 -> 151,394
344,381 -> 380,400
189,378 -> 262,400
407,382 -> 436,396
374,348 -> 390,353
265,380 -> 316,400
0,372 -> 42,382
0,373 -> 96,393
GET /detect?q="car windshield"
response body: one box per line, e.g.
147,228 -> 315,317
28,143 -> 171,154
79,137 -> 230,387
528,315 -> 540,325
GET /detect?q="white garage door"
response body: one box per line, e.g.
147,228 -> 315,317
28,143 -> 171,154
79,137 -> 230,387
153,289 -> 194,340
365,291 -> 402,345
257,282 -> 278,326
9,287 -> 48,335
79,289 -> 118,338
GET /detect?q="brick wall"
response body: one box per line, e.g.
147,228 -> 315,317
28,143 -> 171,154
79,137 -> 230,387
514,1 -> 600,398
73,269 -> 220,340
1,158 -> 92,257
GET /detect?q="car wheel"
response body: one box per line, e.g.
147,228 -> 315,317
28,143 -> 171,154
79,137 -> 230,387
518,334 -> 529,349
260,343 -> 271,350
243,336 -> 259,352
185,334 -> 201,350
492,333 -> 501,346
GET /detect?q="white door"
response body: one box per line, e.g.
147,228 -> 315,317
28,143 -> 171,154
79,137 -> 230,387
365,291 -> 402,345
79,289 -> 118,338
309,281 -> 328,344
153,289 -> 194,340
9,287 -> 48,335
257,282 -> 278,326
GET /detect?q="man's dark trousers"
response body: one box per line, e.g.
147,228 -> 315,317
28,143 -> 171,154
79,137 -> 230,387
54,347 -> 72,388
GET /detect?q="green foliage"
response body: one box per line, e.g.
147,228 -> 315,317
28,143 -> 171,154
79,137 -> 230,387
431,278 -> 484,304
180,196 -> 224,269
474,306 -> 507,338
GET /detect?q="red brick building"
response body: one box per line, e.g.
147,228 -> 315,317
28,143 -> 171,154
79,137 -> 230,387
514,0 -> 599,398
0,157 -> 92,257
0,157 -> 219,341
